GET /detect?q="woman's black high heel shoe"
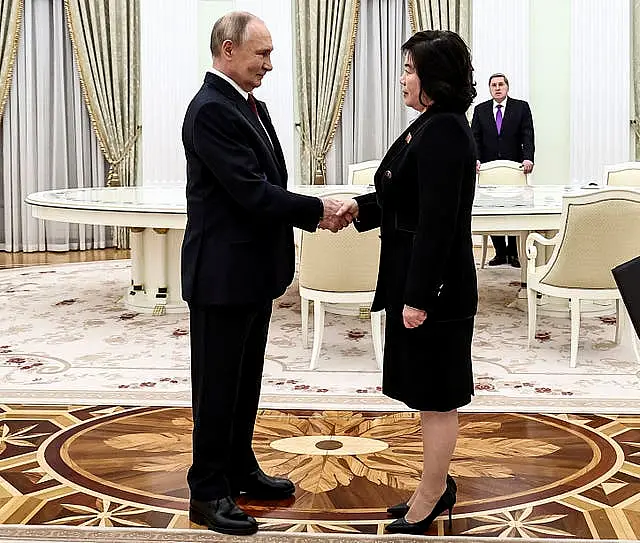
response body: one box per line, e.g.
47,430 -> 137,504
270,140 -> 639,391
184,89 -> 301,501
386,501 -> 410,518
385,476 -> 456,534
386,474 -> 457,518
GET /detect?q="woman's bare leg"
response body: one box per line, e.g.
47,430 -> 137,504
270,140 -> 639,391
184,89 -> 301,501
405,409 -> 458,522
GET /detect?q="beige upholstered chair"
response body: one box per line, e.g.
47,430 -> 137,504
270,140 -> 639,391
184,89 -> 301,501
347,160 -> 381,185
604,162 -> 640,186
299,191 -> 383,370
477,160 -> 528,268
526,189 -> 640,367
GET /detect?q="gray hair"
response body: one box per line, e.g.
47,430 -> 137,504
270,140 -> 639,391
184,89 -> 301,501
489,73 -> 509,86
210,11 -> 257,58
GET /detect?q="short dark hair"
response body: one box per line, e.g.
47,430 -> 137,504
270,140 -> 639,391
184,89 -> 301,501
489,73 -> 509,86
210,11 -> 256,58
402,30 -> 476,113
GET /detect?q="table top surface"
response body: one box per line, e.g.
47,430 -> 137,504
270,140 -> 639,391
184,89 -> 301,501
25,184 -> 638,216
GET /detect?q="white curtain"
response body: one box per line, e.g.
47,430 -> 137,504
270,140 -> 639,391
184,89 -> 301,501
326,0 -> 413,185
569,0 -> 631,184
0,0 -> 111,252
140,0 -> 198,186
472,0 -> 530,105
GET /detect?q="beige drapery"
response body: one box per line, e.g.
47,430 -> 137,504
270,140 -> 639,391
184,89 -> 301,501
295,0 -> 360,184
0,0 -> 23,122
64,0 -> 140,190
633,0 -> 640,158
408,0 -> 471,43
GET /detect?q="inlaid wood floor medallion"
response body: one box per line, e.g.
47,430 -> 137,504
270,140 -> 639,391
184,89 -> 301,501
0,405 -> 638,538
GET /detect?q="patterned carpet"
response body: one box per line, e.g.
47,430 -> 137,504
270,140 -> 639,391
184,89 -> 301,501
0,260 -> 638,412
0,525 -> 617,543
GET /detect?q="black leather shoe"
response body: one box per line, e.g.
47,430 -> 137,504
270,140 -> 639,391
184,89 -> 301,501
233,468 -> 295,500
189,496 -> 258,535
387,475 -> 456,518
509,255 -> 521,268
386,476 -> 456,534
488,255 -> 508,266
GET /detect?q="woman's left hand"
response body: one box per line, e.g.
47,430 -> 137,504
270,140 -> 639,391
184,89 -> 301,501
403,305 -> 427,328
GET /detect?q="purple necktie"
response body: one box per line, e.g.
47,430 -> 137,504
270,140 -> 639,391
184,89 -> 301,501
495,104 -> 503,134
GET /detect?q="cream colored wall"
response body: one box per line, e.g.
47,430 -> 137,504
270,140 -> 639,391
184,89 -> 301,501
529,0 -> 571,185
198,0 -> 234,74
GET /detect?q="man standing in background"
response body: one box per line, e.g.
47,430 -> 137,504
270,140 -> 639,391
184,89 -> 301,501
471,73 -> 535,268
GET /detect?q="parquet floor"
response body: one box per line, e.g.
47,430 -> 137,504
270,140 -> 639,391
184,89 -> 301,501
0,248 -> 129,270
0,405 -> 638,537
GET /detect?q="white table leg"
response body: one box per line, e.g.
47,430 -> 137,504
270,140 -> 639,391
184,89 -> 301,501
125,228 -> 187,313
129,227 -> 145,295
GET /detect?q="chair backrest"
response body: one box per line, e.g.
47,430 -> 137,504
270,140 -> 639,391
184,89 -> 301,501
604,162 -> 640,186
347,160 -> 381,185
299,191 -> 380,292
477,160 -> 528,186
540,189 -> 640,289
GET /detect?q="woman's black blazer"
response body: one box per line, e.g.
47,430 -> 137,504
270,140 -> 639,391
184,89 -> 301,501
354,108 -> 478,321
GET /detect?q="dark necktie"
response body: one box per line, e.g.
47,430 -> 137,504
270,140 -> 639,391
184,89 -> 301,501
247,93 -> 259,118
496,104 -> 503,134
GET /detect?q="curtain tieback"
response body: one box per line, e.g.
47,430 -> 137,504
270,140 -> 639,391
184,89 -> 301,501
106,125 -> 142,186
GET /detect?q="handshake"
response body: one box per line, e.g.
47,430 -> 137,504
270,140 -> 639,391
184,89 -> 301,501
318,197 -> 359,233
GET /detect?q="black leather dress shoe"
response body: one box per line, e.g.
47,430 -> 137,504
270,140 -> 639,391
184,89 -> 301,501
488,255 -> 508,266
233,468 -> 295,500
189,496 -> 258,535
509,255 -> 521,268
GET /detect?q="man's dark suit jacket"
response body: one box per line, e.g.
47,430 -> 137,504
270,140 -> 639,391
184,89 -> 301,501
181,72 -> 322,305
471,98 -> 534,163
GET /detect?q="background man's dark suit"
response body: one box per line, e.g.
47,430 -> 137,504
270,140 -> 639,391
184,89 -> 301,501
471,98 -> 534,164
182,72 -> 323,503
471,96 -> 534,262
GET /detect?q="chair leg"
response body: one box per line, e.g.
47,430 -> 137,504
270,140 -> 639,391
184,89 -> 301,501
632,331 -> 640,365
517,231 -> 528,285
371,310 -> 384,371
527,288 -> 537,348
309,300 -> 325,370
620,302 -> 640,364
481,235 -> 488,269
570,298 -> 580,368
301,297 -> 309,348
614,298 -> 621,345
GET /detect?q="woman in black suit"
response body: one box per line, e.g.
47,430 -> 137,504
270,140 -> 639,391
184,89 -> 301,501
338,30 -> 477,534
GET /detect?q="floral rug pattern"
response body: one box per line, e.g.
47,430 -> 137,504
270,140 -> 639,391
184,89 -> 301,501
0,260 -> 638,412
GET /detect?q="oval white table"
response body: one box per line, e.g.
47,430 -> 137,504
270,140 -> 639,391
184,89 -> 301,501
26,187 -> 187,313
25,184 -> 603,313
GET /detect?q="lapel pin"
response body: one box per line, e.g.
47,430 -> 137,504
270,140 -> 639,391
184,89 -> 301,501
405,132 -> 412,143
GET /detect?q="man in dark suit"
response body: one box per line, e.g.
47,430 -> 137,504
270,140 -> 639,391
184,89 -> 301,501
471,73 -> 535,268
181,11 -> 346,535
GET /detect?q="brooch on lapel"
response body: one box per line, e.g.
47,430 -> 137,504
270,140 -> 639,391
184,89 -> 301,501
405,132 -> 412,144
